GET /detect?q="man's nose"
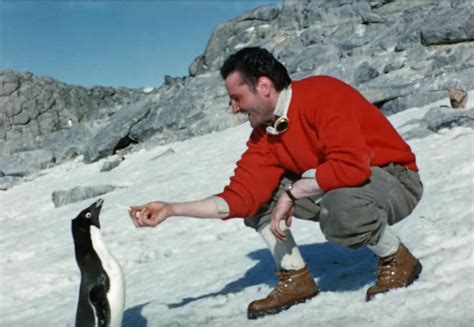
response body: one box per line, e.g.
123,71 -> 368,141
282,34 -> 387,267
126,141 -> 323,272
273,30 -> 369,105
229,100 -> 240,114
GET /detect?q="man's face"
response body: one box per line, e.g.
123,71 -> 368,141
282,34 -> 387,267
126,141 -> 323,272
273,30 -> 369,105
224,71 -> 274,129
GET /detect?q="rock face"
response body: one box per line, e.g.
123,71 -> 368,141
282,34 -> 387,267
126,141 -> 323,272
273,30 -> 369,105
1,0 -> 474,190
0,70 -> 148,155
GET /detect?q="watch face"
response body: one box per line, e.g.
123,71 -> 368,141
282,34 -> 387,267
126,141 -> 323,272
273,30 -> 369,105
285,183 -> 293,191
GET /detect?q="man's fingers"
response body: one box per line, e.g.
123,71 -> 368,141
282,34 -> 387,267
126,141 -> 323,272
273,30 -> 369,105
275,225 -> 287,241
129,202 -> 166,228
285,215 -> 293,228
128,205 -> 144,220
271,218 -> 287,241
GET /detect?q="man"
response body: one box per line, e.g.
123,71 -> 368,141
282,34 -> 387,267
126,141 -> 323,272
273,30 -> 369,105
129,47 -> 423,319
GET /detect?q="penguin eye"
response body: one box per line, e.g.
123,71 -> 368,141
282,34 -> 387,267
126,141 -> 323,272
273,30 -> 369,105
85,212 -> 92,219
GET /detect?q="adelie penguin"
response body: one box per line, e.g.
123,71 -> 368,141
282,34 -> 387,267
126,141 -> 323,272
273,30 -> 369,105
72,198 -> 125,327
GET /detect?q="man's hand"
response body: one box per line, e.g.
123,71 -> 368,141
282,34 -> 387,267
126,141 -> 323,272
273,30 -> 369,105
128,201 -> 173,228
270,177 -> 324,240
270,193 -> 295,241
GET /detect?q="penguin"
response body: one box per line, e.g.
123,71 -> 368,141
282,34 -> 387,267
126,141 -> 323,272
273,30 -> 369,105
71,198 -> 125,327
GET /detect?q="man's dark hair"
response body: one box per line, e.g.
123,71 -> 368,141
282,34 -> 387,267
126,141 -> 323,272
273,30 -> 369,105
220,47 -> 291,92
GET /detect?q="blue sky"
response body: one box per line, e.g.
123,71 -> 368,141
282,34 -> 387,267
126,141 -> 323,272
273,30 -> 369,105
0,1 -> 281,88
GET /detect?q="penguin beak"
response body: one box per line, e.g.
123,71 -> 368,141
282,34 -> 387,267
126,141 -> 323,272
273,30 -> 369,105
90,198 -> 104,219
94,198 -> 104,209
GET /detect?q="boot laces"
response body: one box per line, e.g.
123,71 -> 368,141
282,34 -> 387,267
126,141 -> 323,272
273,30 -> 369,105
270,271 -> 294,297
377,256 -> 398,281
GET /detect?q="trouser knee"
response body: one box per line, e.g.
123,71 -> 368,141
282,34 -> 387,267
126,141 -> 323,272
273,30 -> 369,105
244,203 -> 272,231
319,189 -> 384,249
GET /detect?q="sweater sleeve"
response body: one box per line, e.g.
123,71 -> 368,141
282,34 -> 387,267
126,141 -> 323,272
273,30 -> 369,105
313,78 -> 373,191
216,128 -> 285,218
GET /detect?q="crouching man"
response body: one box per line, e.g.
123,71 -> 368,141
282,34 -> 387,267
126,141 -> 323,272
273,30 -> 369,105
129,47 -> 423,319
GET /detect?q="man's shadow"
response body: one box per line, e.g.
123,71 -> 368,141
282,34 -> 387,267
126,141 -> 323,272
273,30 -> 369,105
167,241 -> 377,309
122,302 -> 149,327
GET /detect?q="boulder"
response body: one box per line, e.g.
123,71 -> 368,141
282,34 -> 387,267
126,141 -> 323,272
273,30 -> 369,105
100,155 -> 124,172
51,185 -> 122,208
0,149 -> 55,177
421,8 -> 474,46
424,106 -> 474,132
83,97 -> 155,163
0,176 -> 22,191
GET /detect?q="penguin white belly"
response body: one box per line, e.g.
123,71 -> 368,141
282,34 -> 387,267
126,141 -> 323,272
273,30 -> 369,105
90,227 -> 125,327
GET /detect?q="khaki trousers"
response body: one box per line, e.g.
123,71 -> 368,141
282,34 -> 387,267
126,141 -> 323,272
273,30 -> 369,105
244,164 -> 423,249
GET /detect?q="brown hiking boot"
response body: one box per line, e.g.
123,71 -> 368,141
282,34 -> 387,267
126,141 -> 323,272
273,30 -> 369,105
247,266 -> 319,319
366,243 -> 422,301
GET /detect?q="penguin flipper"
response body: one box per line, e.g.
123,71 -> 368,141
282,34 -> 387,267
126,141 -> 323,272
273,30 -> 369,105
89,284 -> 110,327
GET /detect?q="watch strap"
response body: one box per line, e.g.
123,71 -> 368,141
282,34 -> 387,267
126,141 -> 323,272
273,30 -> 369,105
285,187 -> 297,202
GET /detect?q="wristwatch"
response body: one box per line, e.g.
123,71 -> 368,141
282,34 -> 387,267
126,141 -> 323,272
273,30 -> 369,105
284,183 -> 297,202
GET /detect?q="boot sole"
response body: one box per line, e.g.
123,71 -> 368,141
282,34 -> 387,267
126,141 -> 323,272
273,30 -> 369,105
247,293 -> 318,320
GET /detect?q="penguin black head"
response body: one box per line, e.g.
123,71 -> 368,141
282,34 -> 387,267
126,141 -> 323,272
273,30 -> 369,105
72,198 -> 104,231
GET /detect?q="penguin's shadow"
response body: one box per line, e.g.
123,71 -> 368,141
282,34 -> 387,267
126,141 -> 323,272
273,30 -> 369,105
167,241 -> 377,309
122,302 -> 149,327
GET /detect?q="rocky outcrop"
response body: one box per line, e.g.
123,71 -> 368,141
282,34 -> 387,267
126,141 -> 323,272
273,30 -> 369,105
51,185 -> 122,208
1,0 -> 474,190
402,105 -> 474,140
0,70 -> 148,155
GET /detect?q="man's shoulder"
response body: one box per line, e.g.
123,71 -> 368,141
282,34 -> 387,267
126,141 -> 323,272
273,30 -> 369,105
293,75 -> 348,89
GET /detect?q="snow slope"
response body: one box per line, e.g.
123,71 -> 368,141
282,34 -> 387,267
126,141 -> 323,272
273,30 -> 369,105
1,95 -> 473,327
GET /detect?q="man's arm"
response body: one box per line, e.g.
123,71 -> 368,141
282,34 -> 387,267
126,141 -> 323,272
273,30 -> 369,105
129,196 -> 228,228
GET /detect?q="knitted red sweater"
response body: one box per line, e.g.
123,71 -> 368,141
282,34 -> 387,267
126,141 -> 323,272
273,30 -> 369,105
217,76 -> 417,218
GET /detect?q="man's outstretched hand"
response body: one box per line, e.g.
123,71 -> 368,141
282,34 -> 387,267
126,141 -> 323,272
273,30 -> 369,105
128,201 -> 173,228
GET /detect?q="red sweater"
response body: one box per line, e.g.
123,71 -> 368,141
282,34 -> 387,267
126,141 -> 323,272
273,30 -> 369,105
217,76 -> 418,218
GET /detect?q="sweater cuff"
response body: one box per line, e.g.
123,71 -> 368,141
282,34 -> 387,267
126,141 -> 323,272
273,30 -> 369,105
302,168 -> 316,179
212,196 -> 230,215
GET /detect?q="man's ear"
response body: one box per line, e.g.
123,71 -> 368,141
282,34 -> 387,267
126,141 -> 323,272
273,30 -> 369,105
256,76 -> 274,97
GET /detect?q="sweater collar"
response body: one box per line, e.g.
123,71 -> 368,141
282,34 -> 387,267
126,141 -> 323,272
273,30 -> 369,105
265,85 -> 292,136
273,85 -> 292,118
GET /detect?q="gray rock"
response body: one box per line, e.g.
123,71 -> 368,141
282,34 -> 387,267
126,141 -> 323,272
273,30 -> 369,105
380,91 -> 447,116
130,72 -> 243,148
51,185 -> 121,208
188,55 -> 206,77
383,62 -> 405,74
1,0 -> 474,187
354,62 -> 379,85
0,69 -> 148,155
0,149 -> 55,177
421,8 -> 474,46
100,155 -> 124,172
238,5 -> 280,22
402,106 -> 474,140
0,71 -> 20,96
83,97 -> 155,163
0,176 -> 22,191
424,106 -> 474,132
299,26 -> 325,46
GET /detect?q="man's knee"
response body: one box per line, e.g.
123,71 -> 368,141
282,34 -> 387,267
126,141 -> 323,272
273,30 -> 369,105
319,189 -> 383,249
244,203 -> 273,231
244,215 -> 265,230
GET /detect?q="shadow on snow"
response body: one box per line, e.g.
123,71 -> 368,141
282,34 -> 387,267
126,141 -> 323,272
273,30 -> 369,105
167,241 -> 377,309
122,302 -> 149,327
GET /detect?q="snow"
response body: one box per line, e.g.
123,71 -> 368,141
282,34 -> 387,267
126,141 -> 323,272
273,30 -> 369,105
1,95 -> 473,326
